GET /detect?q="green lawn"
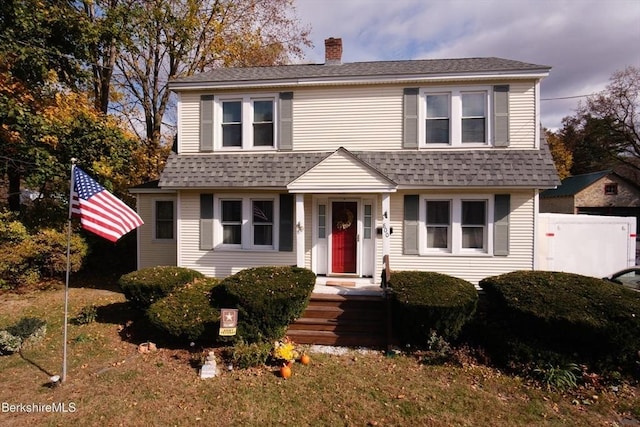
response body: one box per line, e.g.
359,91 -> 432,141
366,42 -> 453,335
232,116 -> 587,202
0,286 -> 638,426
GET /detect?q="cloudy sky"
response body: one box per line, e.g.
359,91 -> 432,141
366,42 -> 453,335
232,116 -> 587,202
293,0 -> 640,130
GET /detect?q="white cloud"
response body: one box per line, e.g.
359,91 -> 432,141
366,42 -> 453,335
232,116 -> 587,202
295,0 -> 640,129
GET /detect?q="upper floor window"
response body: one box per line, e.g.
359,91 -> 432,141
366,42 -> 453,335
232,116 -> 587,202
421,86 -> 490,147
604,183 -> 618,195
216,95 -> 276,150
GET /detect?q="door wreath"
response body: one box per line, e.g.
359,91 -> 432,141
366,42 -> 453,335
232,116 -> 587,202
335,208 -> 354,230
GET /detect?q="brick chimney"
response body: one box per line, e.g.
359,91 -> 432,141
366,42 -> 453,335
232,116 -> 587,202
324,37 -> 342,65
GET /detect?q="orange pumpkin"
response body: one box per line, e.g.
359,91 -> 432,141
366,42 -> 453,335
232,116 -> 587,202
300,354 -> 311,365
280,364 -> 292,379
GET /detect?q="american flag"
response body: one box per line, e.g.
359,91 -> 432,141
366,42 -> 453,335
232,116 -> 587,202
71,167 -> 143,242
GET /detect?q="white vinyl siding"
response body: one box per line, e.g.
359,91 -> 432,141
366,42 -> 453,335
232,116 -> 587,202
136,193 -> 177,269
288,149 -> 394,193
177,191 -> 295,278
176,80 -> 539,153
293,86 -> 403,151
508,81 -> 536,148
177,92 -> 201,153
390,190 -> 535,285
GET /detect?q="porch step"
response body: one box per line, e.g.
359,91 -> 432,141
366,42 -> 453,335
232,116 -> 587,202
287,293 -> 389,348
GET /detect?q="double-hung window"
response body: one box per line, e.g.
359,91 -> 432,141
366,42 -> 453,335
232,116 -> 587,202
216,95 -> 276,150
216,196 -> 278,250
222,101 -> 242,147
426,200 -> 450,250
461,93 -> 487,143
461,200 -> 487,249
421,196 -> 491,254
154,200 -> 174,240
426,94 -> 450,144
252,200 -> 274,246
221,200 -> 242,246
421,87 -> 490,147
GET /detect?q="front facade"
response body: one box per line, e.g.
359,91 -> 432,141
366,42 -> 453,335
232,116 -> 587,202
132,38 -> 560,285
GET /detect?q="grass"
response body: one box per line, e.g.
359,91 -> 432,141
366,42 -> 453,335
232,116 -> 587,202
0,285 -> 639,426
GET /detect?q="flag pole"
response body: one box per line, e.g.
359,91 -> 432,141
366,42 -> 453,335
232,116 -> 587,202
62,159 -> 77,383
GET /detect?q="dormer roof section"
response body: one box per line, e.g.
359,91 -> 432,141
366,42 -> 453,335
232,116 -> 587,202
287,147 -> 397,193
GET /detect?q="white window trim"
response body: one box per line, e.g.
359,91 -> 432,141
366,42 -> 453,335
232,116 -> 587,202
419,86 -> 492,148
214,195 -> 279,251
152,198 -> 176,242
419,194 -> 494,256
214,94 -> 278,151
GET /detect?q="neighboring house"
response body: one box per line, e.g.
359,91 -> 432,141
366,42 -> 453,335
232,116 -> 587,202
131,37 -> 560,285
539,170 -> 640,226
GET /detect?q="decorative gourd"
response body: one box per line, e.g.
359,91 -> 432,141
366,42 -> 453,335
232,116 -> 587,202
280,364 -> 292,379
300,354 -> 311,365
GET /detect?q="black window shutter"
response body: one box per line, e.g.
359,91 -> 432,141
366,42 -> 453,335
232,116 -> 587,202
200,95 -> 214,152
403,88 -> 419,149
493,85 -> 509,147
279,194 -> 294,251
279,92 -> 293,151
403,195 -> 419,254
200,193 -> 214,250
493,194 -> 510,256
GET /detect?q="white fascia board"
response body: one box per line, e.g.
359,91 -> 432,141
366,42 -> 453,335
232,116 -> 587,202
169,70 -> 550,92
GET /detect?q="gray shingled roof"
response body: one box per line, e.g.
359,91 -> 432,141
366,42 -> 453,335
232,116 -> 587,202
170,57 -> 551,87
158,147 -> 560,189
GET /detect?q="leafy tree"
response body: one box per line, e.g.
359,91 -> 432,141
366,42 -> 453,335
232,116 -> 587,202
108,0 -> 312,181
558,66 -> 640,177
544,128 -> 572,179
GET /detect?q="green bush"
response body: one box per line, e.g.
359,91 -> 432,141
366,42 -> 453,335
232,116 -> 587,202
147,278 -> 220,341
389,271 -> 478,344
119,266 -> 205,308
210,266 -> 316,343
73,305 -> 98,325
0,211 -> 88,288
224,341 -> 273,369
0,331 -> 22,355
479,270 -> 640,374
6,317 -> 47,341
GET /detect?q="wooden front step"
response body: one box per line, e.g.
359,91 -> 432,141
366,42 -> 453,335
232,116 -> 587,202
287,293 -> 389,348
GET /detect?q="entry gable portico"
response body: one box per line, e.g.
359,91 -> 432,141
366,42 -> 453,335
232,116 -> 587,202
287,147 -> 398,194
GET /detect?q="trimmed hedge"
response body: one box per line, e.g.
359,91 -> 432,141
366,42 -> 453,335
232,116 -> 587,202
147,278 -> 220,341
389,271 -> 478,344
119,266 -> 205,308
210,266 -> 316,343
479,270 -> 640,374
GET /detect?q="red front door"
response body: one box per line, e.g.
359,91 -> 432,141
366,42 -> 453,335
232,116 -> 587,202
332,202 -> 357,273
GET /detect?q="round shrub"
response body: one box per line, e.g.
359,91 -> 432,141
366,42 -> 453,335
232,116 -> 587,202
210,266 -> 316,343
147,278 -> 220,341
479,270 -> 640,374
0,331 -> 22,355
389,271 -> 478,344
119,266 -> 205,309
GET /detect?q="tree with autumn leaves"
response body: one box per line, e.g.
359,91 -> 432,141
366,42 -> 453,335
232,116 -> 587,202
0,0 -> 311,220
547,66 -> 640,183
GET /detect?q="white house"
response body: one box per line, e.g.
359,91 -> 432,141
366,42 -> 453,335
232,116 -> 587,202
130,37 -> 560,287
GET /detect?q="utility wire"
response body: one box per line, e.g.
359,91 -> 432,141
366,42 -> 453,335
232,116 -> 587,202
541,94 -> 594,101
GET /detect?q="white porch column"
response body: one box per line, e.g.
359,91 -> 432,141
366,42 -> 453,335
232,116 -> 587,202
381,193 -> 391,258
295,193 -> 305,268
